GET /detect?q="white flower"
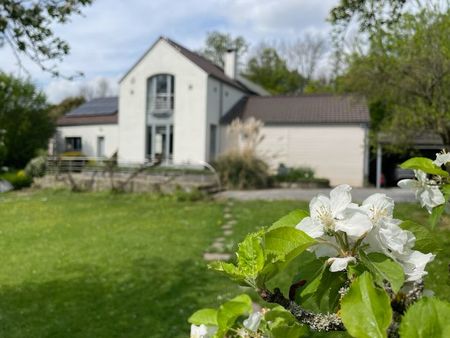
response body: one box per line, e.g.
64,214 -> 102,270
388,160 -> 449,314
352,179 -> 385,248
361,193 -> 394,226
243,311 -> 262,332
398,170 -> 445,213
433,151 -> 450,167
397,250 -> 435,282
190,324 -> 216,338
327,256 -> 356,272
296,185 -> 372,239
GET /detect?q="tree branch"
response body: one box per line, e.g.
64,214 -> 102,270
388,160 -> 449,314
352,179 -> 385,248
259,288 -> 345,331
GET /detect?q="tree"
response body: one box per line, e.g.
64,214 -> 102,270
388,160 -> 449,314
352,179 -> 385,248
341,8 -> 450,150
48,96 -> 85,119
243,47 -> 305,95
0,73 -> 54,167
78,78 -> 115,100
201,31 -> 248,67
329,0 -> 408,37
0,0 -> 92,77
280,33 -> 327,82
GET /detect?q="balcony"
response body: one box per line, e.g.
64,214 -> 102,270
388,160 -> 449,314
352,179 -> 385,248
148,94 -> 174,118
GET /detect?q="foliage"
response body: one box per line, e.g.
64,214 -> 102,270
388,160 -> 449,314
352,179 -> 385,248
399,297 -> 450,338
48,96 -> 85,119
25,156 -> 47,178
0,0 -> 92,77
213,150 -> 270,190
0,170 -> 32,189
0,73 -> 54,168
275,166 -> 314,181
201,31 -> 248,68
340,7 -> 450,150
243,47 -> 305,95
189,154 -> 450,337
329,0 -> 408,37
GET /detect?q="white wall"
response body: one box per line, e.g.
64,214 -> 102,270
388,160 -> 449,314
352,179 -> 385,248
255,124 -> 368,187
206,77 -> 246,161
56,124 -> 119,157
119,39 -> 209,164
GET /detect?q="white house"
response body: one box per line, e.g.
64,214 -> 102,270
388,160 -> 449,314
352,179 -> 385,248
56,36 -> 370,186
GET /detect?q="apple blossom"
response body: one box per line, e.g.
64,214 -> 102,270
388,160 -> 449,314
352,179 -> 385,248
398,170 -> 445,213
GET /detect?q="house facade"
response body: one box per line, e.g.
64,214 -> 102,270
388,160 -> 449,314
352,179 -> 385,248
56,36 -> 370,187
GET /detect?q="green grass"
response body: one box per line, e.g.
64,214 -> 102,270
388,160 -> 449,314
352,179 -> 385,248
0,191 -> 448,337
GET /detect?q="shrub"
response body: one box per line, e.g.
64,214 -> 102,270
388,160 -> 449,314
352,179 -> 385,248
0,170 -> 33,189
213,150 -> 270,189
25,156 -> 47,178
275,165 -> 315,182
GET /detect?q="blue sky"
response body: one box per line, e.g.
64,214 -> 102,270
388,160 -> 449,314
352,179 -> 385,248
1,0 -> 339,103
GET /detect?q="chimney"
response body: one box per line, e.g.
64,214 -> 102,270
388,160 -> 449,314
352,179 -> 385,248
224,48 -> 237,79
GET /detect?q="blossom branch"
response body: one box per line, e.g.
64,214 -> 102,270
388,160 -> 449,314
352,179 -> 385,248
259,288 -> 344,332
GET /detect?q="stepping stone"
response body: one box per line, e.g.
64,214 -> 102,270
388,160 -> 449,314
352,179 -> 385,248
215,237 -> 225,242
222,224 -> 233,230
211,242 -> 225,250
224,229 -> 233,236
227,220 -> 237,226
203,253 -> 231,261
224,213 -> 232,219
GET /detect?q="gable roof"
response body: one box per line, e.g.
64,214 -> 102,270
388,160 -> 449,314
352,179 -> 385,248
120,36 -> 260,94
220,94 -> 370,125
57,97 -> 118,126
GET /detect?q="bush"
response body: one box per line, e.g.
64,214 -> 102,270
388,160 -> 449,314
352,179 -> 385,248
275,165 -> 315,182
25,156 -> 47,178
0,170 -> 33,189
213,150 -> 270,189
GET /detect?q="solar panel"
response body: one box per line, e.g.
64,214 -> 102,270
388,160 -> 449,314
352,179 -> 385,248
66,97 -> 118,117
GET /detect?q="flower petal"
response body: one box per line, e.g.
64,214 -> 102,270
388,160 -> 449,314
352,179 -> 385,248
296,216 -> 324,238
327,256 -> 356,272
309,195 -> 331,220
362,193 -> 394,220
335,209 -> 372,238
243,312 -> 262,332
329,184 -> 352,217
398,179 -> 419,190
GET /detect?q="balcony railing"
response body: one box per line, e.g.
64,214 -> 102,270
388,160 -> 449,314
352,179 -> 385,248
148,94 -> 174,114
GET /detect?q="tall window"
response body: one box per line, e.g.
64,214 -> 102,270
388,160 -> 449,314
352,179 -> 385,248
146,74 -> 174,115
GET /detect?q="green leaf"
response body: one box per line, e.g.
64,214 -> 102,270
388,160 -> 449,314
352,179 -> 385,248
188,308 -> 218,326
316,268 -> 347,312
208,261 -> 245,283
399,220 -> 439,252
262,227 -> 316,281
236,233 -> 265,278
269,209 -> 309,230
428,184 -> 450,230
399,297 -> 450,338
264,227 -> 316,262
359,252 -> 405,293
265,306 -> 309,338
216,294 -> 252,336
340,272 -> 392,338
400,157 -> 449,177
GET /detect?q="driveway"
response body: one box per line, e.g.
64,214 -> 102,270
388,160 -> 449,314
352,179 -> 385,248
215,187 -> 416,203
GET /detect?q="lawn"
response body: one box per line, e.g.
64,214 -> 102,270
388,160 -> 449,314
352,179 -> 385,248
0,190 -> 448,337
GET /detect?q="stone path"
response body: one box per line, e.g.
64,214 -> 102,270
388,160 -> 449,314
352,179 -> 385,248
203,201 -> 235,262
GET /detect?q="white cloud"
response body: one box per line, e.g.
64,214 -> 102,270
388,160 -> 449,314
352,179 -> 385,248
0,0 -> 340,100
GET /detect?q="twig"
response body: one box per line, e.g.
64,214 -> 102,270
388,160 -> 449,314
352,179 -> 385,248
259,288 -> 344,331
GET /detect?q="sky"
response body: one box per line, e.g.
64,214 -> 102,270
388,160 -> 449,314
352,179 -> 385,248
0,0 -> 339,103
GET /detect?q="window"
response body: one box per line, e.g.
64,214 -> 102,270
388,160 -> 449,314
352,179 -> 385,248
147,74 -> 174,115
65,137 -> 82,152
209,124 -> 217,161
97,136 -> 105,157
